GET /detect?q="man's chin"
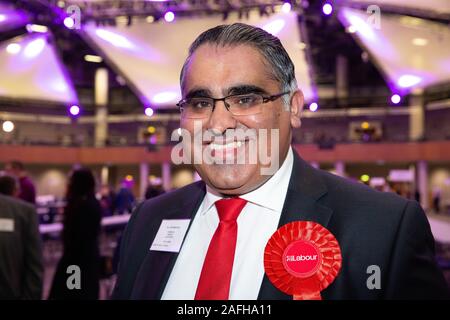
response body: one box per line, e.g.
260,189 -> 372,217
202,171 -> 267,196
207,178 -> 246,193
202,172 -> 250,194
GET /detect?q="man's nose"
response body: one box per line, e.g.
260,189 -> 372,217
206,100 -> 237,134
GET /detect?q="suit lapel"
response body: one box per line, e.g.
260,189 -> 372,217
258,151 -> 333,300
130,181 -> 206,299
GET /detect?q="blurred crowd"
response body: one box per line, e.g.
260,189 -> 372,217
0,161 -> 164,300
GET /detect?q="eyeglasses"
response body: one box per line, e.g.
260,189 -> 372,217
177,91 -> 290,119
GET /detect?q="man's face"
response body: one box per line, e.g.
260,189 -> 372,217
180,44 -> 302,195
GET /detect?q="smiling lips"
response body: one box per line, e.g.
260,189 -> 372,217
204,139 -> 249,160
209,140 -> 244,151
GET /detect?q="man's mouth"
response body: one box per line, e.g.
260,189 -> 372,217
209,140 -> 244,151
202,138 -> 251,161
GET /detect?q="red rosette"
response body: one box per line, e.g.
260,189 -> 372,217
264,221 -> 342,300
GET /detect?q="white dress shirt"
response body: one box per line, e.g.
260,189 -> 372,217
161,147 -> 294,300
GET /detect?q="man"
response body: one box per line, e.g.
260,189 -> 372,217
0,193 -> 43,299
5,161 -> 36,205
113,23 -> 449,299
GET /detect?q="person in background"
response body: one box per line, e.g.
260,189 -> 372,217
5,161 -> 36,205
114,179 -> 135,215
0,175 -> 19,198
98,184 -> 116,217
112,181 -> 164,276
0,176 -> 43,299
415,189 -> 421,204
433,186 -> 442,213
48,168 -> 102,300
144,183 -> 165,200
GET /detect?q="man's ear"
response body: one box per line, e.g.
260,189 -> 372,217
290,90 -> 304,128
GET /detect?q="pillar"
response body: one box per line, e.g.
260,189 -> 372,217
336,55 -> 349,103
94,68 -> 108,147
139,162 -> 149,199
334,161 -> 345,177
162,162 -> 171,192
409,89 -> 425,141
100,165 -> 109,185
417,160 -> 428,210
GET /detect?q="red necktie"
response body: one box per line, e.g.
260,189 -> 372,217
195,197 -> 248,300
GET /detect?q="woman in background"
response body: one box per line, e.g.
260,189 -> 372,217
49,168 -> 102,300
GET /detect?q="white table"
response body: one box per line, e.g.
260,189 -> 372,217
39,214 -> 131,235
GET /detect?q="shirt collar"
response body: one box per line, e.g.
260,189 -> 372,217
201,146 -> 294,214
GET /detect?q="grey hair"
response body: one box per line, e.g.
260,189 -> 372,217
179,23 -> 298,109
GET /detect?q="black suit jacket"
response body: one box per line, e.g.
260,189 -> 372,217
112,151 -> 450,299
0,194 -> 43,299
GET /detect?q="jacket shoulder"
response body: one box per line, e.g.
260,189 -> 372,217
0,194 -> 36,216
124,180 -> 205,243
137,180 -> 205,218
317,169 -> 411,218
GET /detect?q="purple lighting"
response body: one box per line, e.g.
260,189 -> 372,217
24,38 -> 45,58
397,75 -> 421,88
322,3 -> 333,15
50,79 -> 69,93
152,91 -> 178,104
63,17 -> 75,29
0,2 -> 30,32
145,107 -> 154,117
69,105 -> 80,116
164,11 -> 175,22
0,32 -> 78,104
309,102 -> 318,112
0,5 -> 29,33
6,43 -> 21,55
95,29 -> 135,49
281,2 -> 291,13
262,19 -> 286,36
391,94 -> 401,104
344,12 -> 375,40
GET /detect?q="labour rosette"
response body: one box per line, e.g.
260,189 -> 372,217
264,221 -> 342,300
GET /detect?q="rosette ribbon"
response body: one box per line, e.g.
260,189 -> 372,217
264,221 -> 342,300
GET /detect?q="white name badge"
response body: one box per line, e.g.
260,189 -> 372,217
0,218 -> 14,232
150,219 -> 191,253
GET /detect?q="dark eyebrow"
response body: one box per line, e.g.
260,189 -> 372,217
185,88 -> 212,99
184,85 -> 269,99
227,85 -> 269,96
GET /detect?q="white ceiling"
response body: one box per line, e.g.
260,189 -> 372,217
83,10 -> 315,108
0,33 -> 78,104
338,7 -> 450,93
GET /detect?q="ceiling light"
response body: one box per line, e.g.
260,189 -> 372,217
26,24 -> 48,33
84,54 -> 103,63
412,38 -> 428,46
6,43 -> 21,55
